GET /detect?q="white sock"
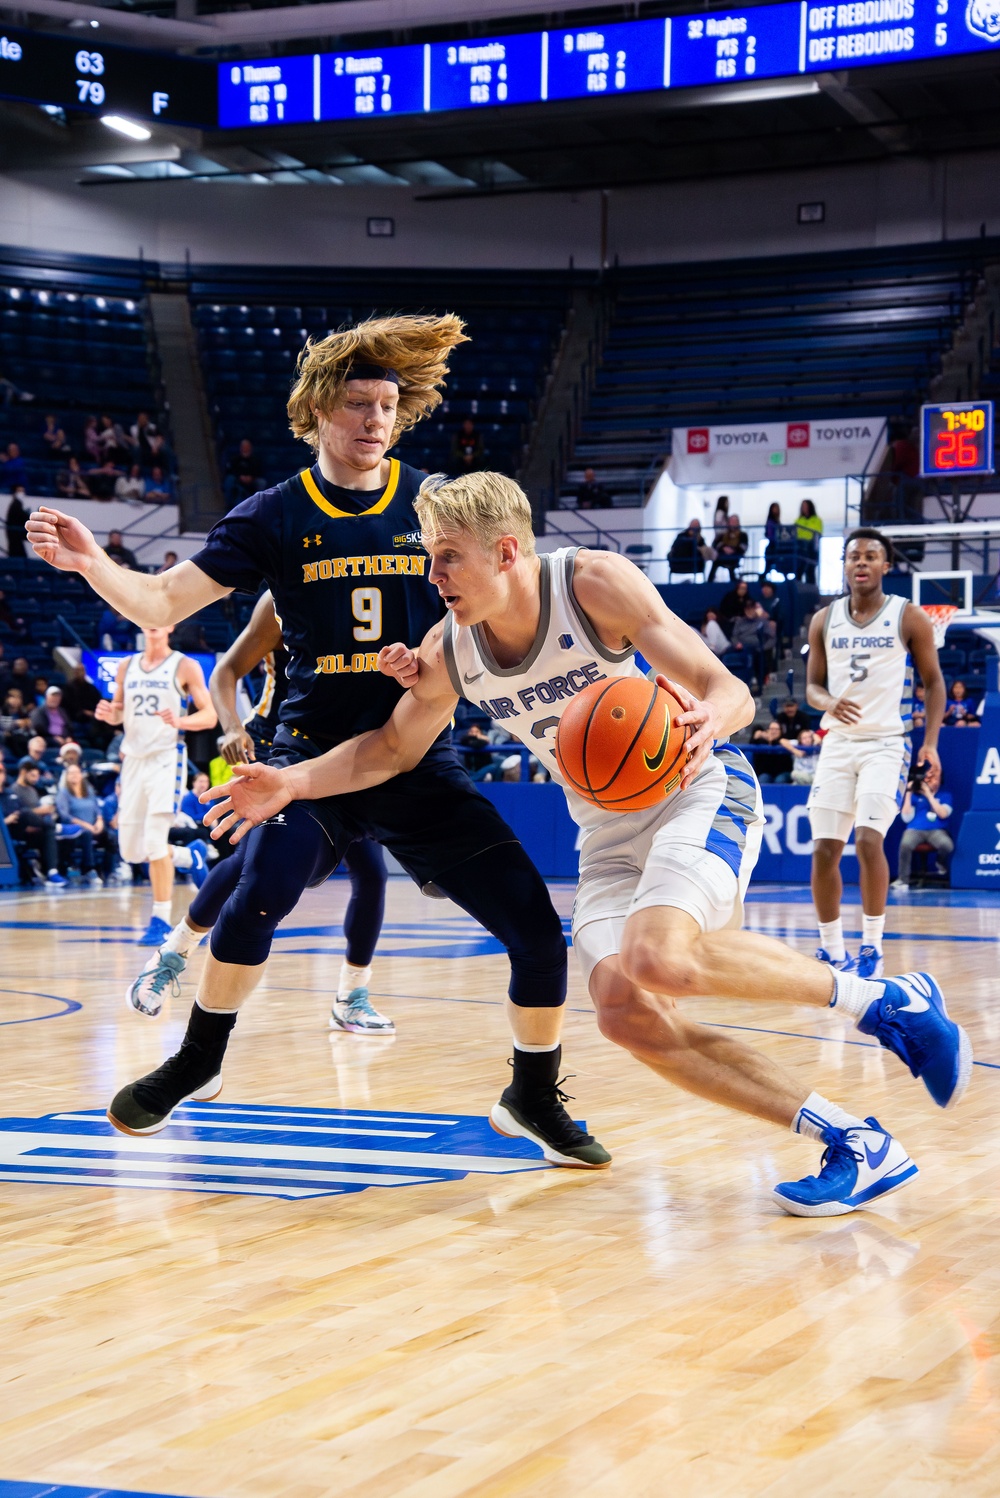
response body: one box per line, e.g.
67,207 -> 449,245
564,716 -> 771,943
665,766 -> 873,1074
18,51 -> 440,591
792,1091 -> 866,1141
513,1039 -> 561,1053
862,914 -> 885,953
152,901 -> 172,924
163,917 -> 208,958
171,846 -> 193,870
830,969 -> 885,1020
818,918 -> 846,962
338,961 -> 372,1001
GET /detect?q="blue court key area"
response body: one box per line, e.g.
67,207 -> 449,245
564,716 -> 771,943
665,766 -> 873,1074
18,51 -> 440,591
0,1484 -> 193,1498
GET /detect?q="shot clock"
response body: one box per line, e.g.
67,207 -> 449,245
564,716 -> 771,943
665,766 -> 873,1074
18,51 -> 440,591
920,402 -> 995,478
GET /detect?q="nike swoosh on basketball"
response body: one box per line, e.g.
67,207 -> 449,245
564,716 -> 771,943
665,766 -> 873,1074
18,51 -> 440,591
463,669 -> 484,684
864,1135 -> 892,1170
643,717 -> 670,773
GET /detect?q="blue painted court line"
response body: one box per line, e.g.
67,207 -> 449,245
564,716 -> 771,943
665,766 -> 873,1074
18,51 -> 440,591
0,991 -> 82,1027
744,926 -> 1000,944
0,1482 -> 192,1498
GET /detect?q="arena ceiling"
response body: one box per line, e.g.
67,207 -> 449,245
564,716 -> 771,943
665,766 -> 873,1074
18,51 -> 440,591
2,3 -> 1000,195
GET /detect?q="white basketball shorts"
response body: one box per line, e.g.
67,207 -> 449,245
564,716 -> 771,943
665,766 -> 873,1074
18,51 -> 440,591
118,744 -> 187,864
572,746 -> 765,986
806,731 -> 911,842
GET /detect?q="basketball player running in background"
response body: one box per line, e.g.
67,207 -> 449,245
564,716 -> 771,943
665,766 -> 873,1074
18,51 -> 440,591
127,590 -> 393,1034
97,626 -> 217,946
205,474 -> 972,1218
29,316 -> 608,1172
806,529 -> 945,979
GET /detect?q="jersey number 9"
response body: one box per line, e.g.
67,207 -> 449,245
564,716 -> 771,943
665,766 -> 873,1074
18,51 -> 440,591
351,587 -> 382,641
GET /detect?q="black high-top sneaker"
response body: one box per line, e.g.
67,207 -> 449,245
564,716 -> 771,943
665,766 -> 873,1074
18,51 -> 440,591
490,1049 -> 611,1168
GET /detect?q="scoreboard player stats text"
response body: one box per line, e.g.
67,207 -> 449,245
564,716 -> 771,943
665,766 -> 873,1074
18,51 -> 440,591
920,402 -> 996,477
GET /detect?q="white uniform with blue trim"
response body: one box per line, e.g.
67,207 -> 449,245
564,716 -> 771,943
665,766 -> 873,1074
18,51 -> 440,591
442,547 -> 765,983
808,592 -> 913,840
118,648 -> 188,864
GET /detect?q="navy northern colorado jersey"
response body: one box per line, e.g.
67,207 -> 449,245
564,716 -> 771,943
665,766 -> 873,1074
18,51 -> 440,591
191,459 -> 442,750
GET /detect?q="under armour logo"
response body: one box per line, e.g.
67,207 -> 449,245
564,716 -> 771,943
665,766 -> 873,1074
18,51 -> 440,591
302,534 -> 322,548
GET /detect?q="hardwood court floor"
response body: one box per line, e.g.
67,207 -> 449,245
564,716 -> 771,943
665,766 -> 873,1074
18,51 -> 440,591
0,877 -> 997,1498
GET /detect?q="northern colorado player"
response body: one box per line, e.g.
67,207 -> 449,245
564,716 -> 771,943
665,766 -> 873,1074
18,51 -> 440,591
28,314 -> 608,1168
204,473 -> 972,1217
126,589 -> 392,1035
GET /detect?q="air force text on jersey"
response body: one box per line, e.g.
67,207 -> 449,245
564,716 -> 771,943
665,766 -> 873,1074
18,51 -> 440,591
476,658 -> 606,723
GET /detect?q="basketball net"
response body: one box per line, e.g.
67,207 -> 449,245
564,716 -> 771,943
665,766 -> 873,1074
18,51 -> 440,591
921,604 -> 960,649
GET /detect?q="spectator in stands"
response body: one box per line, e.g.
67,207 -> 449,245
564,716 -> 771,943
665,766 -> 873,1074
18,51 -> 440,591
145,466 -> 175,504
0,373 -> 33,406
10,758 -> 65,887
893,760 -> 953,889
56,762 -> 106,885
0,442 -> 28,492
794,499 -> 823,582
225,439 -> 262,509
25,736 -> 54,787
115,464 -> 146,503
750,721 -> 793,783
31,685 -> 71,747
158,551 -> 178,572
56,458 -> 91,499
764,502 -> 782,545
170,618 -> 209,654
146,431 -> 170,466
731,599 -> 776,685
62,664 -> 104,744
98,606 -> 136,652
944,679 -> 979,726
179,770 -> 211,824
7,657 -> 33,703
33,676 -> 49,707
82,417 -> 102,464
668,519 -> 707,576
708,514 -> 748,581
41,415 -> 71,457
130,412 -> 158,463
719,578 -> 751,637
758,579 -> 784,636
778,697 -> 808,738
5,488 -> 28,557
0,688 -> 31,758
786,728 -> 821,786
700,608 -> 730,657
104,530 -> 139,569
97,414 -> 129,464
451,418 -> 484,475
712,495 -> 729,534
576,468 -> 612,510
85,457 -> 123,500
911,681 -> 926,730
457,722 -> 501,781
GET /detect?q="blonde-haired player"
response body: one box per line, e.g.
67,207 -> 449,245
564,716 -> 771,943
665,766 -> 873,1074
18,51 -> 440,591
97,626 -> 217,945
202,472 -> 971,1217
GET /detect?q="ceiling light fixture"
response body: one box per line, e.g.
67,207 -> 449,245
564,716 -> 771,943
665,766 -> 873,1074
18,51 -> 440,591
101,115 -> 151,141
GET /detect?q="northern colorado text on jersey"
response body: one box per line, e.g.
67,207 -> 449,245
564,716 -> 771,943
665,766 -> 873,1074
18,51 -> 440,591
302,553 -> 427,584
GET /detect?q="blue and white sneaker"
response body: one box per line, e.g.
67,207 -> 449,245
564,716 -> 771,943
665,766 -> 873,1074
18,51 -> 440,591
44,871 -> 68,889
137,915 -> 172,948
858,971 -> 972,1110
330,988 -> 395,1035
816,947 -> 853,971
126,949 -> 185,1018
773,1118 -> 917,1217
188,839 -> 210,891
855,944 -> 884,980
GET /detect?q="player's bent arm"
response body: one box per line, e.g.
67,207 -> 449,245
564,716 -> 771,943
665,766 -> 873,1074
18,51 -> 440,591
903,604 -> 946,752
27,507 -> 229,626
805,607 -> 835,713
210,591 -> 282,746
572,551 -> 754,737
177,658 -> 219,733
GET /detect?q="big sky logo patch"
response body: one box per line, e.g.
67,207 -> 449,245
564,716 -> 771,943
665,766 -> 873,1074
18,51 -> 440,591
0,1103 -> 550,1199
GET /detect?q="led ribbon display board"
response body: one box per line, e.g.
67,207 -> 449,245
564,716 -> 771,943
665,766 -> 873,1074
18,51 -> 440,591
217,2 -> 1000,128
920,401 -> 996,476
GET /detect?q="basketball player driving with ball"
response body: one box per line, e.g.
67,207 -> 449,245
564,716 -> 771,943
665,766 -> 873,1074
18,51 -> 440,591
203,472 -> 972,1218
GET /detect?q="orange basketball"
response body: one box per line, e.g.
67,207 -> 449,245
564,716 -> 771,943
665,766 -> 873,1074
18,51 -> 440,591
555,676 -> 691,813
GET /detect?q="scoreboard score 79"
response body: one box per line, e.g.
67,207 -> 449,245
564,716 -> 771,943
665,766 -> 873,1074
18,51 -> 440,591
920,401 -> 995,478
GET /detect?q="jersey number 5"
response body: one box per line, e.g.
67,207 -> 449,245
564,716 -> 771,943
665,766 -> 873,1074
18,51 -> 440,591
351,587 -> 382,642
849,652 -> 870,683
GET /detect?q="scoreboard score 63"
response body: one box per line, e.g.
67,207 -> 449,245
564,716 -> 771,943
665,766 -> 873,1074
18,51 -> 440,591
920,402 -> 995,477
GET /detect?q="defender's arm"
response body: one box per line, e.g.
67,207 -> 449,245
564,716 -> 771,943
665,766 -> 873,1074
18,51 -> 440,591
210,591 -> 284,762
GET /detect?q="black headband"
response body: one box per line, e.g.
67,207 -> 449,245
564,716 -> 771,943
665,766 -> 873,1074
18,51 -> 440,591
345,363 -> 400,385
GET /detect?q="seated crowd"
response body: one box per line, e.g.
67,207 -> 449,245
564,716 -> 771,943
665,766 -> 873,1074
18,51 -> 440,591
0,409 -> 175,505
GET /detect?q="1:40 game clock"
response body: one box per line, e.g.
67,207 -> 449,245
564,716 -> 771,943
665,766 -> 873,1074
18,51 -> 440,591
920,401 -> 995,477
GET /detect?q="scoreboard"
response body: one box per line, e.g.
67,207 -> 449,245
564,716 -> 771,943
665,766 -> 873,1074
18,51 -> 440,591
920,402 -> 996,478
218,1 -> 1000,128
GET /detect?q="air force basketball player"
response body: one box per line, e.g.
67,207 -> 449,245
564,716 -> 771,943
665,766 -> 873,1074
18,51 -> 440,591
806,529 -> 945,978
203,474 -> 971,1218
96,627 -> 217,946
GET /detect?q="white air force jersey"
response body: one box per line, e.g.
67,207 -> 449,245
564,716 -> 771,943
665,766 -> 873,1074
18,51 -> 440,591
821,593 -> 913,740
442,547 -> 646,829
122,649 -> 184,758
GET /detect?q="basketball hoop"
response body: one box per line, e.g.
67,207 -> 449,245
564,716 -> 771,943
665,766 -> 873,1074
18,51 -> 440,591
921,604 -> 959,649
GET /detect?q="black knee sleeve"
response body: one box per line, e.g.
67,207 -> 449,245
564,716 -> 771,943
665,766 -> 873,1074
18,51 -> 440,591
210,806 -> 336,967
342,838 -> 387,968
189,841 -> 245,929
433,843 -> 567,1008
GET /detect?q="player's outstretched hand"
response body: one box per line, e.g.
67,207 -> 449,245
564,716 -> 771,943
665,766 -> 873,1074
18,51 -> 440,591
378,642 -> 419,689
199,762 -> 291,844
26,506 -> 102,573
659,675 -> 719,789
